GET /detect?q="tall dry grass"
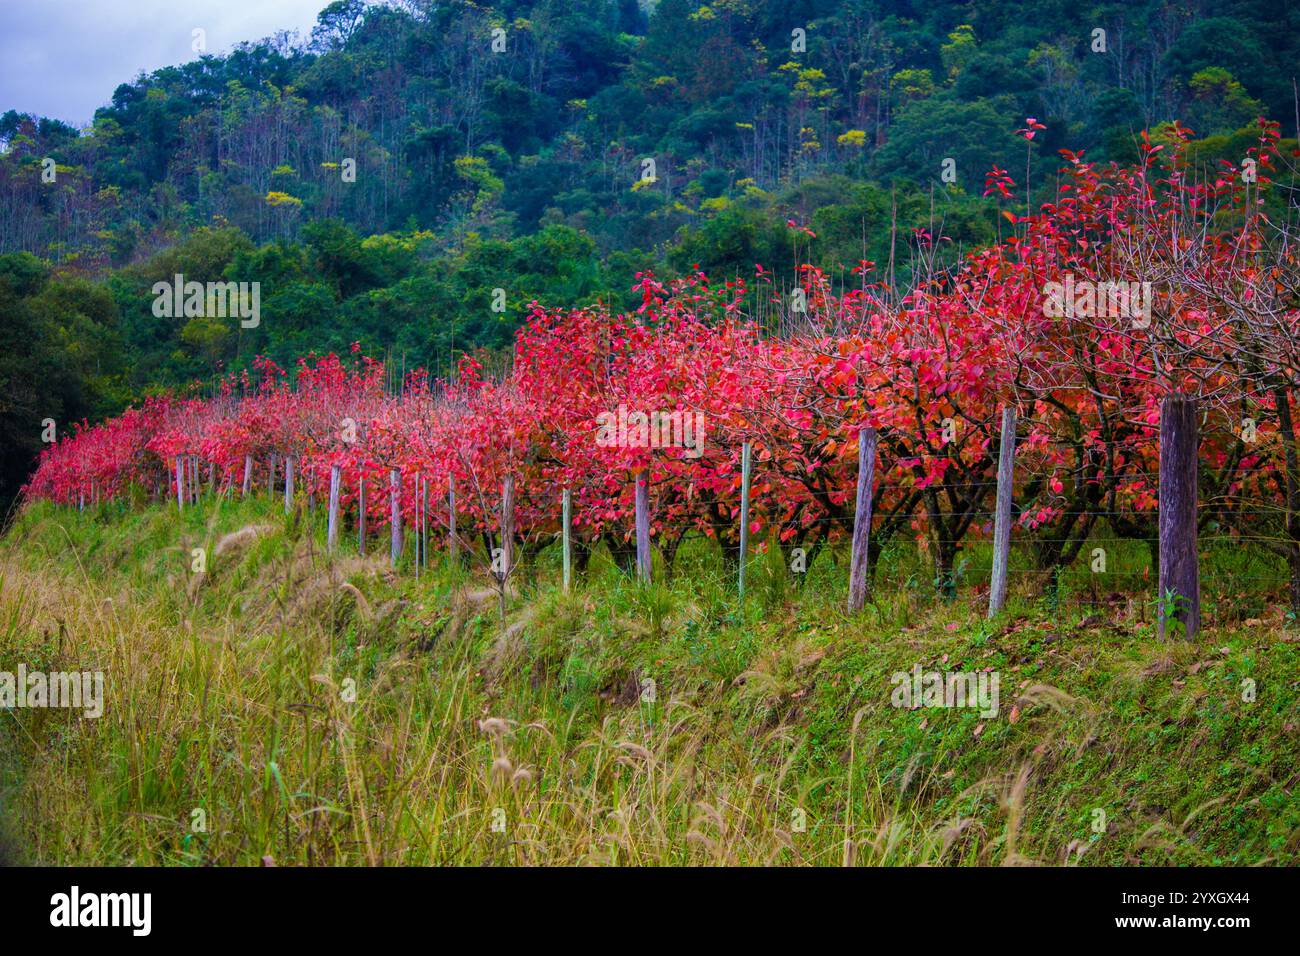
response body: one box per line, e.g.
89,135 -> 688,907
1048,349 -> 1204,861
0,498 -> 1291,866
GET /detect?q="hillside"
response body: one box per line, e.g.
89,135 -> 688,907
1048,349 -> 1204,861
3,0 -> 1300,884
4,0 -> 1300,511
1,496 -> 1296,865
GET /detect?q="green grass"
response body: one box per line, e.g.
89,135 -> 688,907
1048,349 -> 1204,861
0,495 -> 1296,865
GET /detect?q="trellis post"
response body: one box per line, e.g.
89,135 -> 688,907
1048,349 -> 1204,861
390,468 -> 402,568
358,475 -> 366,555
421,474 -> 429,570
500,476 -> 515,582
414,473 -> 422,580
498,477 -> 515,620
562,488 -> 572,593
448,482 -> 458,566
988,408 -> 1018,617
847,427 -> 878,612
284,456 -> 295,514
635,469 -> 651,583
1159,393 -> 1200,639
738,443 -> 752,600
327,465 -> 341,553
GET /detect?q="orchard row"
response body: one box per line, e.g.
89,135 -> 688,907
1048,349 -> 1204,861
25,122 -> 1300,603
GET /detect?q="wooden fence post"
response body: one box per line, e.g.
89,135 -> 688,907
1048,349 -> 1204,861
635,469 -> 651,583
284,456 -> 295,514
499,477 -> 515,619
1159,393 -> 1200,639
448,483 -> 458,565
327,465 -> 341,554
390,468 -> 402,568
738,443 -> 752,600
988,408 -> 1018,617
175,457 -> 184,511
562,488 -> 572,593
358,475 -> 366,556
501,476 -> 515,581
847,427 -> 878,612
242,455 -> 252,497
414,474 -> 422,580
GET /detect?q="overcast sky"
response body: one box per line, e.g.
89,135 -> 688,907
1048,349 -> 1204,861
0,0 -> 333,127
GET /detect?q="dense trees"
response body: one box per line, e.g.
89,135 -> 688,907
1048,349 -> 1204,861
5,0 -> 1297,262
26,131 -> 1300,608
4,0 -> 1300,514
0,254 -> 126,516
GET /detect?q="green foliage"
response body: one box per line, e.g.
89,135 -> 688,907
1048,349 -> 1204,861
3,0 -> 1299,505
6,0 -> 1294,265
1,498 -> 1296,865
0,255 -> 126,515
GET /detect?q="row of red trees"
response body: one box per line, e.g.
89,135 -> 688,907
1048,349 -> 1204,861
25,122 -> 1300,604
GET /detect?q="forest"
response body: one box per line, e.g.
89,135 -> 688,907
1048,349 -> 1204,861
4,0 -> 1298,511
1,0 -> 1299,882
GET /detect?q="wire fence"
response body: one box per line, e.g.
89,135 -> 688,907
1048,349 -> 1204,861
86,401 -> 1297,636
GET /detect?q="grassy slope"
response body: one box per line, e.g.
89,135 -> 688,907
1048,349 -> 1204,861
0,496 -> 1296,866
